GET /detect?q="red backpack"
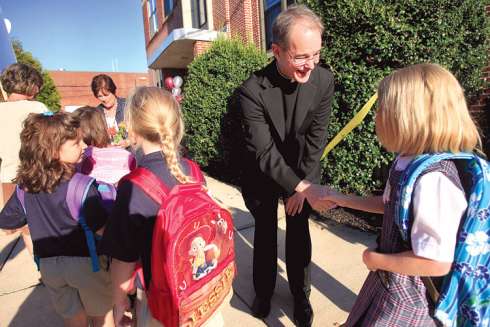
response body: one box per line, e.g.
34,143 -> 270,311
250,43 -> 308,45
123,159 -> 236,327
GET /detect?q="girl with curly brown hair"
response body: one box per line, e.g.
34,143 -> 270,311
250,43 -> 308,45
0,112 -> 114,327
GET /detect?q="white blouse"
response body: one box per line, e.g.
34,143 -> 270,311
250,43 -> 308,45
383,156 -> 467,262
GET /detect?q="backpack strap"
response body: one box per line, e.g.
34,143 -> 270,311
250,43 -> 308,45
396,152 -> 474,241
96,182 -> 117,212
123,168 -> 169,205
67,173 -> 96,221
16,186 -> 26,214
67,173 -> 100,272
185,159 -> 205,184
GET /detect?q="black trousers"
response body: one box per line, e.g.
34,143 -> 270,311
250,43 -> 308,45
243,190 -> 312,302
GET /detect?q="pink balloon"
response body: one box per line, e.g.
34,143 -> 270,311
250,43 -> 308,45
164,76 -> 174,90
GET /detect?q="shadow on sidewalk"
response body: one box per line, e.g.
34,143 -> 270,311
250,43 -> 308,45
7,285 -> 63,327
312,215 -> 376,248
0,236 -> 23,271
229,206 -> 358,326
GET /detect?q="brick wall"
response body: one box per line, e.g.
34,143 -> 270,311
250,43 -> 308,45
229,0 -> 248,43
145,0 -> 263,66
144,1 -> 184,62
193,40 -> 212,57
213,0 -> 229,32
251,0 -> 262,48
142,1 -> 150,46
212,0 -> 260,46
48,71 -> 149,110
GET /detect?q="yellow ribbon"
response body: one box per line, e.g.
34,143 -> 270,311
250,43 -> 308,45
321,93 -> 378,160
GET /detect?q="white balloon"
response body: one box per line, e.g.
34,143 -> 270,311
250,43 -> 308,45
4,18 -> 11,34
172,87 -> 182,96
173,75 -> 183,88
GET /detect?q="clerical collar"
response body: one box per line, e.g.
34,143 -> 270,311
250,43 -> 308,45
275,62 -> 296,83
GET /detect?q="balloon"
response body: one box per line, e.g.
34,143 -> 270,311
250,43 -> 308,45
164,76 -> 174,90
173,75 -> 183,88
172,87 -> 181,96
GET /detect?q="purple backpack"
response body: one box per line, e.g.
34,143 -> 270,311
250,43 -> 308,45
16,173 -> 116,272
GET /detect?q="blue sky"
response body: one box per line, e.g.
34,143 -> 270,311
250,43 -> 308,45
1,0 -> 148,72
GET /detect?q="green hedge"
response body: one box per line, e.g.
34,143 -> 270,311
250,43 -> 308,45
182,38 -> 268,182
184,2 -> 487,193
301,0 -> 488,194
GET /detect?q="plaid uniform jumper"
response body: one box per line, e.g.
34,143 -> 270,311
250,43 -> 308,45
345,160 -> 463,326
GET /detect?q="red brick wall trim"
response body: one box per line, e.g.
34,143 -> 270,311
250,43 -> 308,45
48,71 -> 150,110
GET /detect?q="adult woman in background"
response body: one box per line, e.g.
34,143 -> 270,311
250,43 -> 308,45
0,63 -> 47,255
91,74 -> 128,147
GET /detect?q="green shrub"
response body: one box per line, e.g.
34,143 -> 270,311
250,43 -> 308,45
12,40 -> 61,111
182,38 -> 268,181
301,0 -> 488,194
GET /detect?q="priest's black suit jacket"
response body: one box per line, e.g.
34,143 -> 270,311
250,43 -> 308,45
239,61 -> 334,199
237,60 -> 334,300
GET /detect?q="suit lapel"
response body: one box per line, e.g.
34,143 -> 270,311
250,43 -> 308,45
294,75 -> 317,132
261,88 -> 285,141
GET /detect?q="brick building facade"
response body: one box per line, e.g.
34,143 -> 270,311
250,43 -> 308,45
141,0 -> 295,86
48,71 -> 149,112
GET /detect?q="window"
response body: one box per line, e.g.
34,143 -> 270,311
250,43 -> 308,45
263,0 -> 297,50
164,0 -> 174,17
191,0 -> 208,29
147,0 -> 158,38
264,0 -> 281,50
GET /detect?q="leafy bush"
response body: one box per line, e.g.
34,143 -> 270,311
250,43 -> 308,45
182,38 -> 268,181
301,0 -> 488,194
12,40 -> 61,111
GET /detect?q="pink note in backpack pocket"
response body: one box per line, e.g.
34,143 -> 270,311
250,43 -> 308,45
81,146 -> 136,185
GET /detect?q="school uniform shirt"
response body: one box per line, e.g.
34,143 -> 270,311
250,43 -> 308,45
0,180 -> 108,257
382,155 -> 467,262
101,151 -> 191,286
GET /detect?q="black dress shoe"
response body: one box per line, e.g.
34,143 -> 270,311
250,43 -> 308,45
293,298 -> 313,327
251,296 -> 271,318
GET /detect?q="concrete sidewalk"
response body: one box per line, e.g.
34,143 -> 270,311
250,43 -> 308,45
0,175 -> 376,327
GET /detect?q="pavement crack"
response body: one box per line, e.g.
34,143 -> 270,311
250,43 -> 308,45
0,282 -> 40,297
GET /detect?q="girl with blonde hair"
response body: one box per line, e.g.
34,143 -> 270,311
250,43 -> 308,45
101,87 -> 224,327
321,63 -> 481,326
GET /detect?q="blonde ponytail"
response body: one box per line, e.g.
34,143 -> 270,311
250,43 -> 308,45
160,127 -> 191,184
125,87 -> 192,184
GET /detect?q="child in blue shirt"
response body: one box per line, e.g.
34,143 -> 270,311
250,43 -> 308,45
0,112 -> 114,327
